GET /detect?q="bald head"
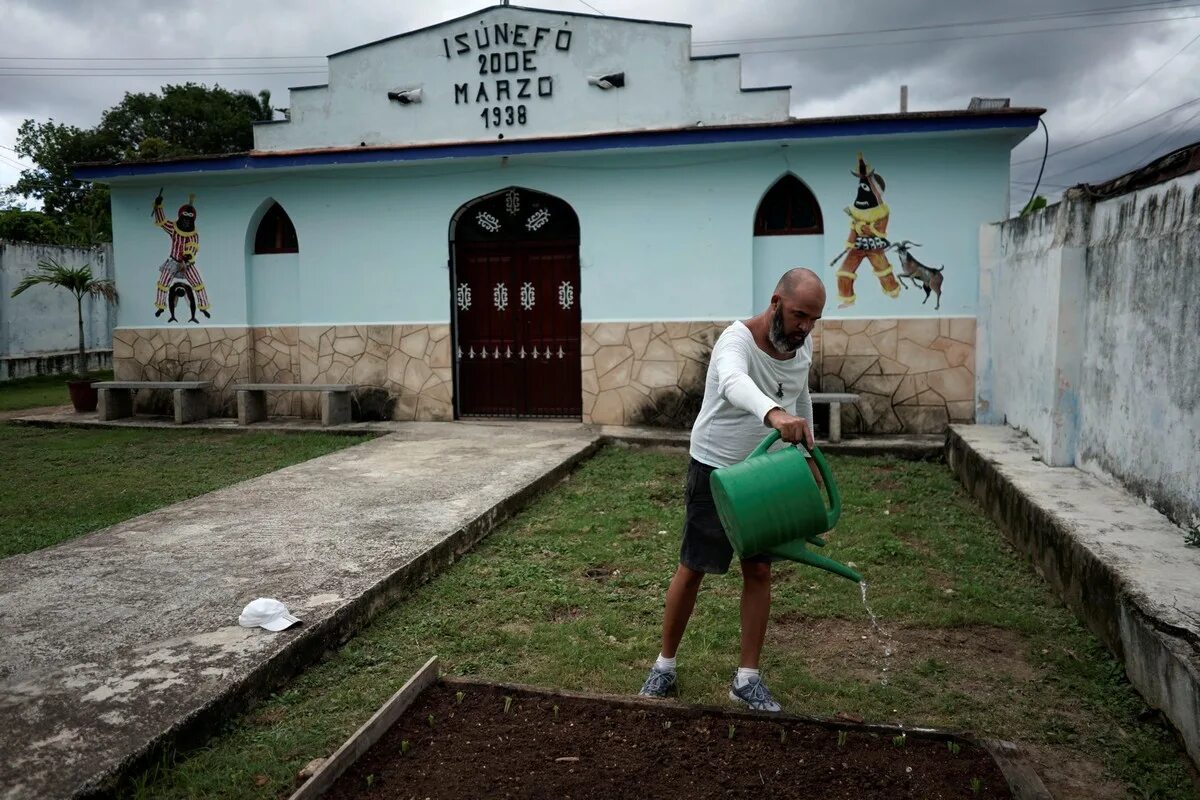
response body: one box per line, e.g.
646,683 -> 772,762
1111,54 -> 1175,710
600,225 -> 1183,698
765,267 -> 825,354
774,267 -> 826,301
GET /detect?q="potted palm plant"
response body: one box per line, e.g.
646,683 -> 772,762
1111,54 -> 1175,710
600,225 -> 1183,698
9,256 -> 119,412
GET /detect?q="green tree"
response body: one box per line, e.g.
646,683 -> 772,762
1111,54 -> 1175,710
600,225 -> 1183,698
0,208 -> 64,244
1020,194 -> 1048,217
7,83 -> 274,244
9,257 -> 119,376
98,83 -> 272,158
9,119 -> 111,231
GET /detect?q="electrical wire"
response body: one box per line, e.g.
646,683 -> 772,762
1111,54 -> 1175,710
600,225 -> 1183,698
713,13 -> 1200,56
0,55 -> 322,61
1023,119 -> 1051,209
0,70 -> 328,78
1013,97 -> 1200,164
1007,18 -> 1200,179
1,1 -> 1197,64
0,65 -> 324,72
0,154 -> 31,173
1013,181 -> 1072,189
1123,103 -> 1200,165
1074,26 -> 1200,131
1043,104 -> 1200,180
693,0 -> 1200,46
7,10 -> 1197,77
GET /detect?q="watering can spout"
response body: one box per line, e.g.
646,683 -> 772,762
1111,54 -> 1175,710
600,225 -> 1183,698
767,538 -> 863,583
710,431 -> 862,583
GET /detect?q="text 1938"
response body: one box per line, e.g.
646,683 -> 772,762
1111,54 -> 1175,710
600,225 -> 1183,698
480,105 -> 528,128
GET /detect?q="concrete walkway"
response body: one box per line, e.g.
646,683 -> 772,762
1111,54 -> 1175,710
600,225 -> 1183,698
947,425 -> 1200,768
0,422 -> 600,799
0,404 -> 70,421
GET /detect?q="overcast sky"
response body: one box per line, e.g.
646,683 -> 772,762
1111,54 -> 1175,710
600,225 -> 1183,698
3,0 -> 1200,214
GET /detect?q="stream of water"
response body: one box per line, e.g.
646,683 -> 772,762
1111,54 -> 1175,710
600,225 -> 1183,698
859,580 -> 895,685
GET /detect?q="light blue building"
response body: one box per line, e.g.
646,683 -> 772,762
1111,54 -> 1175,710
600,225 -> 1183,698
77,5 -> 1041,431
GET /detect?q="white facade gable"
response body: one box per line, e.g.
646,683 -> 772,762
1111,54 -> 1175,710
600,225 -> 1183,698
253,5 -> 791,151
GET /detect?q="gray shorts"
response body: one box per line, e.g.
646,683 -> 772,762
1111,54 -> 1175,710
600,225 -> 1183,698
679,458 -> 773,575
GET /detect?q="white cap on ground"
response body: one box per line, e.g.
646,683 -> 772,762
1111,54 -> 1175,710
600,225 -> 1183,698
238,598 -> 301,632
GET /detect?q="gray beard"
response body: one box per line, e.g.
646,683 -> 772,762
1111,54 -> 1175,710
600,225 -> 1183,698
769,306 -> 805,354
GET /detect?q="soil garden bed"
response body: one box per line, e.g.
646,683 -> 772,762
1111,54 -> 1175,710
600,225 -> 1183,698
293,658 -> 1047,800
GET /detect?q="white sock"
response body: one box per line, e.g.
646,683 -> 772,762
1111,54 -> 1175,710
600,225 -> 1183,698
655,654 -> 676,672
735,667 -> 760,687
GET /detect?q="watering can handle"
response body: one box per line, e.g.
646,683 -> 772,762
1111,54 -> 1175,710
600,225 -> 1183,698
748,431 -> 842,530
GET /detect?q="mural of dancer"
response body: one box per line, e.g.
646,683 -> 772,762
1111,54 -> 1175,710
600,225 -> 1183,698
152,188 -> 210,321
833,152 -> 901,309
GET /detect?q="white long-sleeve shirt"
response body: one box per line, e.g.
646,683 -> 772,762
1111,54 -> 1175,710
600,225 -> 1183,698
690,321 -> 815,469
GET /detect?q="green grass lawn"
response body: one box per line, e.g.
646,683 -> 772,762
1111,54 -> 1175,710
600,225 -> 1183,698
0,369 -> 113,412
123,447 -> 1198,800
0,424 -> 374,558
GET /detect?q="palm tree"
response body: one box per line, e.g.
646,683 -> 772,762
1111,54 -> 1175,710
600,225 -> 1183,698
257,89 -> 274,122
10,256 -> 119,377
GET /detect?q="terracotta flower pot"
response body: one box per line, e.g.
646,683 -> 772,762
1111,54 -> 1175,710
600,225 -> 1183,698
67,380 -> 99,412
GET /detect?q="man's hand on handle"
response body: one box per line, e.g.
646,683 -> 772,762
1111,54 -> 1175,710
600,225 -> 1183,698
765,407 -> 814,449
765,407 -> 825,493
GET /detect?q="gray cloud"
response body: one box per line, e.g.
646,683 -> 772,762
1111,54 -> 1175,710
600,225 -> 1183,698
3,0 -> 1199,210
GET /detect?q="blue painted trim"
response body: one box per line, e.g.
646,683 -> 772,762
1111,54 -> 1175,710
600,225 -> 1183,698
742,85 -> 790,93
252,119 -> 290,126
691,53 -> 738,61
74,113 -> 1042,180
289,83 -> 328,91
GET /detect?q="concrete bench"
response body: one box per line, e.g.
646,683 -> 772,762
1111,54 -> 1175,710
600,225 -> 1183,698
95,381 -> 212,424
234,383 -> 359,426
811,392 -> 860,443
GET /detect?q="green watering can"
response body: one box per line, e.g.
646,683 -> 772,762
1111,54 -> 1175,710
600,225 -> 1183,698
710,431 -> 863,583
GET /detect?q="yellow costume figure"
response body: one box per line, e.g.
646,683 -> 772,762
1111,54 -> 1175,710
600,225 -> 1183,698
836,153 -> 901,308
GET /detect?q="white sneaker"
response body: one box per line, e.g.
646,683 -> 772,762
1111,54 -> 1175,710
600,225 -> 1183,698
729,673 -> 782,712
638,666 -> 677,698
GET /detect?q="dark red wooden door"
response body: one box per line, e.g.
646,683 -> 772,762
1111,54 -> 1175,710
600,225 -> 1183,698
521,244 -> 581,417
451,185 -> 580,419
453,242 -> 519,418
452,188 -> 581,419
453,239 -> 581,418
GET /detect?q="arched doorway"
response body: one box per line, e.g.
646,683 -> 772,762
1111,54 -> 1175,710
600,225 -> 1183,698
449,187 -> 581,418
751,173 -> 825,309
245,198 -> 300,327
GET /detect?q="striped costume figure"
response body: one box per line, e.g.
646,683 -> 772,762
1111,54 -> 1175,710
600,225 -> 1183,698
152,192 -> 210,319
836,152 -> 901,309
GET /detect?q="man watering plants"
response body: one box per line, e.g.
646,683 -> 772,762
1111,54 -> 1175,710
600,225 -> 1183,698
639,267 -> 826,712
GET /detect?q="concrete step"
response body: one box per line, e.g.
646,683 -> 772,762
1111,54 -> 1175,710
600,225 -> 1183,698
947,424 -> 1200,768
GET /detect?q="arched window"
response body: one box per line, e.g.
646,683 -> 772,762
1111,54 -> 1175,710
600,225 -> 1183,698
253,202 -> 299,254
754,175 -> 823,236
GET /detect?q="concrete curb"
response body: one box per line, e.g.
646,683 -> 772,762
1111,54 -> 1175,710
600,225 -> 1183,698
818,436 -> 945,461
78,436 -> 603,798
8,414 -> 947,461
602,429 -> 945,461
945,426 -> 1200,769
